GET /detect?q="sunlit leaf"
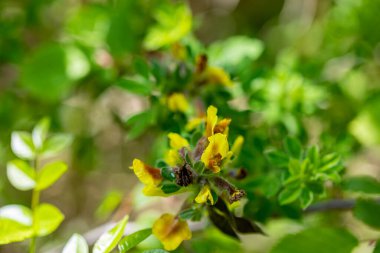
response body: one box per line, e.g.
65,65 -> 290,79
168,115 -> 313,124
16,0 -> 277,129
0,205 -> 33,226
11,131 -> 35,160
32,118 -> 50,149
93,215 -> 128,253
95,191 -> 123,220
118,228 -> 152,253
40,134 -> 72,158
0,219 -> 33,244
62,233 -> 89,253
34,203 -> 65,237
36,161 -> 68,191
7,159 -> 36,191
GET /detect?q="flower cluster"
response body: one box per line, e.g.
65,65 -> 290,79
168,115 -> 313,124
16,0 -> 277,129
130,105 -> 246,250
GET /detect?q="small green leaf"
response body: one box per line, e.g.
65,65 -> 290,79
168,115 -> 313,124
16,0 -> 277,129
271,227 -> 358,253
62,234 -> 89,253
265,150 -> 289,167
0,205 -> 33,226
288,159 -> 301,175
32,118 -> 50,149
11,132 -> 36,160
118,228 -> 152,253
300,189 -> 314,209
161,167 -> 176,181
278,187 -> 302,206
7,160 -> 36,191
307,146 -> 319,165
0,219 -> 33,244
342,176 -> 380,194
34,203 -> 65,236
95,191 -> 123,220
284,137 -> 302,159
40,134 -> 72,158
116,78 -> 152,96
208,206 -> 239,240
319,153 -> 341,172
161,183 -> 181,194
179,208 -> 197,220
353,198 -> 380,229
36,161 -> 68,191
93,215 -> 128,253
124,111 -> 153,140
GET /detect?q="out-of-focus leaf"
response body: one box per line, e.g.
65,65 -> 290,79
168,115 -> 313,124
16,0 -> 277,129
142,250 -> 169,253
353,198 -> 380,229
40,134 -> 72,158
208,36 -> 263,69
232,217 -> 265,235
0,205 -> 33,226
62,234 -> 89,253
271,227 -> 358,253
342,176 -> 380,194
116,78 -> 153,96
319,153 -> 341,172
35,161 -> 67,191
284,137 -> 302,159
32,118 -> 50,149
20,44 -> 72,102
278,187 -> 302,206
11,132 -> 35,160
65,46 -> 90,81
0,219 -> 33,244
208,206 -> 239,240
34,203 -> 65,236
144,4 -> 192,50
265,150 -> 289,167
299,189 -> 314,209
118,228 -> 152,253
93,215 -> 128,253
374,241 -> 380,253
95,191 -> 123,220
179,208 -> 198,220
7,160 -> 36,191
124,111 -> 154,140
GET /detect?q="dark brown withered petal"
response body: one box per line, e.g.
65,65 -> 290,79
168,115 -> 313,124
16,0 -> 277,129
174,163 -> 194,187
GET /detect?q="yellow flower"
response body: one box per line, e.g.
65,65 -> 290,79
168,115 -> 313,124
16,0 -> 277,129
206,105 -> 218,137
130,159 -> 162,186
167,93 -> 189,113
185,117 -> 204,132
195,185 -> 214,205
231,135 -> 244,157
164,149 -> 182,167
168,133 -> 189,150
153,213 -> 192,251
205,105 -> 231,137
142,185 -> 168,197
164,133 -> 189,166
205,66 -> 233,87
201,133 -> 231,173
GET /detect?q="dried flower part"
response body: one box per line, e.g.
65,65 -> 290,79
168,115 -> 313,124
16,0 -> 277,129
229,189 -> 246,203
196,54 -> 208,73
195,185 -> 214,205
130,159 -> 162,186
167,93 -> 189,113
201,133 -> 230,173
193,136 -> 208,161
174,163 -> 194,187
228,168 -> 248,180
213,177 -> 246,203
152,213 -> 192,251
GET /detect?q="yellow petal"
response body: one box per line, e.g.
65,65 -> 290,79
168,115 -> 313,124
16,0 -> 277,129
201,133 -> 229,173
206,105 -> 218,137
206,66 -> 233,87
168,133 -> 189,150
195,185 -> 214,205
167,93 -> 189,113
231,135 -> 244,157
142,185 -> 168,197
185,117 -> 204,132
153,213 -> 192,251
164,149 -> 182,166
130,159 -> 162,186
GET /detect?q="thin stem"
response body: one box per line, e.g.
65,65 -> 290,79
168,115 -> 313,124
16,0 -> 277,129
29,157 -> 40,253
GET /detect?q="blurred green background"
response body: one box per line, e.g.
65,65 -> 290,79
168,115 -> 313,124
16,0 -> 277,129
1,0 -> 380,252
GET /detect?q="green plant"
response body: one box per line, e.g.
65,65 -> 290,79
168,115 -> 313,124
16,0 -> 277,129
0,118 -> 71,252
